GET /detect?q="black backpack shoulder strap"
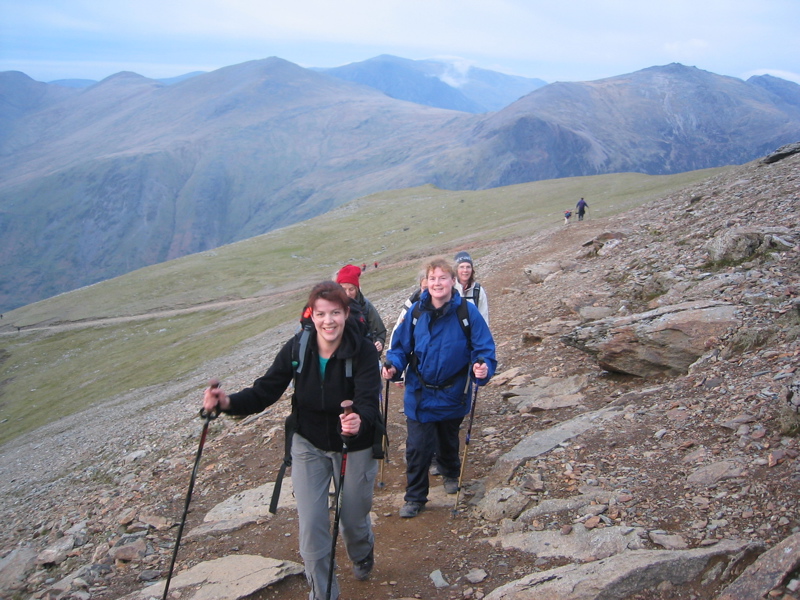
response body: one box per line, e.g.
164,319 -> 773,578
471,282 -> 481,308
272,327 -> 308,515
456,298 -> 472,352
294,323 -> 313,374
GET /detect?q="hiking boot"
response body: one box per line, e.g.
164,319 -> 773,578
353,548 -> 374,581
429,460 -> 441,476
443,477 -> 459,494
399,501 -> 425,518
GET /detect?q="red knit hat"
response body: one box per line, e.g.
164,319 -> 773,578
337,264 -> 362,288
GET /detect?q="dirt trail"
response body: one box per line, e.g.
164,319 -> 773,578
4,153 -> 800,600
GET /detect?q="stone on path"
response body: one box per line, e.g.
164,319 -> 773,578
492,523 -> 647,562
686,460 -> 746,486
474,487 -> 532,522
483,539 -> 756,600
0,547 -> 38,592
487,406 -> 623,486
716,532 -> 800,600
205,479 -> 297,521
120,554 -> 303,600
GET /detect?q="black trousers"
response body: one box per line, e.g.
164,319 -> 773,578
404,416 -> 463,503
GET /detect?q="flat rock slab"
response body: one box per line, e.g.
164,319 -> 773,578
510,374 -> 589,399
121,554 -> 303,600
483,539 -> 755,600
0,547 -> 37,592
474,487 -> 532,521
686,460 -> 746,486
186,517 -> 262,539
516,393 -> 584,413
518,490 -> 615,522
488,406 -> 623,486
493,524 -> 647,562
203,479 -> 296,523
717,531 -> 800,600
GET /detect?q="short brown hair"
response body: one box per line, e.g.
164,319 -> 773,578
307,281 -> 350,313
424,257 -> 456,279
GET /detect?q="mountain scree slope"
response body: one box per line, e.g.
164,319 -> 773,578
0,147 -> 798,599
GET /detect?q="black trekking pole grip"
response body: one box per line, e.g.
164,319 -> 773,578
382,359 -> 394,379
199,378 -> 222,420
340,399 -> 354,439
162,379 -> 220,600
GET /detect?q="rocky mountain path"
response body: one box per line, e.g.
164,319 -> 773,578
1,152 -> 800,599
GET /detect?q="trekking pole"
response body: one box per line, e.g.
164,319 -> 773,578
378,375 -> 390,488
326,400 -> 354,600
452,362 -> 483,518
162,379 -> 219,600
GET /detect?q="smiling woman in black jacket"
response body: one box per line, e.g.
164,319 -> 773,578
203,281 -> 381,600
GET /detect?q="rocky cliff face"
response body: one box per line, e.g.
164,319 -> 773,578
0,149 -> 798,599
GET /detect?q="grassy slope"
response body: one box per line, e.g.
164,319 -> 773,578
0,167 -> 728,447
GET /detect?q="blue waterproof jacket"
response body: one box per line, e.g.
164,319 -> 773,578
386,289 -> 497,423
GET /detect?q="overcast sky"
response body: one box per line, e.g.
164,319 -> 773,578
2,0 -> 799,85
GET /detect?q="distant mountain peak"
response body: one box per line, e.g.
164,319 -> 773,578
318,54 -> 545,113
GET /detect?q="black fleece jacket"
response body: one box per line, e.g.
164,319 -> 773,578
225,324 -> 381,453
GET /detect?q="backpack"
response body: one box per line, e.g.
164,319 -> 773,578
346,298 -> 371,339
565,210 -> 572,218
406,297 -> 472,392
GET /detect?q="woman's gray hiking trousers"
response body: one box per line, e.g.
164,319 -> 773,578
291,433 -> 377,600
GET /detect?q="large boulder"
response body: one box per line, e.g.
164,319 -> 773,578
561,300 -> 739,377
704,226 -> 794,264
0,547 -> 38,592
523,262 -> 564,284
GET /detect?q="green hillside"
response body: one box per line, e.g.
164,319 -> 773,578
0,167 -> 729,447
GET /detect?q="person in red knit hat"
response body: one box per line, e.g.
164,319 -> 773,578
337,265 -> 387,353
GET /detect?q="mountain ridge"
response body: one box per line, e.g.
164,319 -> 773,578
317,54 -> 546,112
1,59 -> 799,312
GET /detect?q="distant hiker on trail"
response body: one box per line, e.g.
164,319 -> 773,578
382,257 -> 496,519
337,264 -> 387,353
361,263 -> 367,272
202,281 -> 381,600
564,210 -> 572,225
373,261 -> 379,269
454,251 -> 489,326
576,197 -> 589,221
